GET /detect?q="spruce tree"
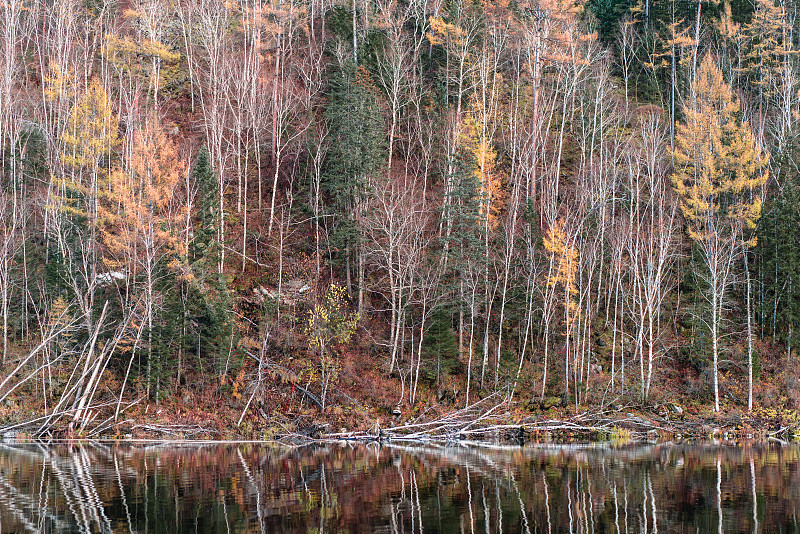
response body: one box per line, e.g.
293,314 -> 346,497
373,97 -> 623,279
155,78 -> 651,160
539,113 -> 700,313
757,141 -> 800,357
442,150 -> 486,403
422,308 -> 461,386
323,64 -> 385,308
185,147 -> 232,378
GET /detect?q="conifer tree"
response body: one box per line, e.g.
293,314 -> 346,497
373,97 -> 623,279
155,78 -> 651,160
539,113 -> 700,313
324,64 -> 385,312
542,218 -> 579,400
672,53 -> 768,411
422,308 -> 460,386
442,150 -> 485,405
102,120 -> 183,400
186,147 -> 232,378
190,147 -> 219,266
757,141 -> 800,358
54,78 -> 121,338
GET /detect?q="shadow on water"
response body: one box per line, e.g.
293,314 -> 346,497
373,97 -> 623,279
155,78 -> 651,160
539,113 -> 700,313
0,440 -> 798,532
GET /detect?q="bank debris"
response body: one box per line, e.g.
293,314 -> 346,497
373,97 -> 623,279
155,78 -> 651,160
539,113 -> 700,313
279,394 -> 800,445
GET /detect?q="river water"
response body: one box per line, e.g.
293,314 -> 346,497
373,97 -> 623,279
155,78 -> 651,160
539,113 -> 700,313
0,440 -> 796,532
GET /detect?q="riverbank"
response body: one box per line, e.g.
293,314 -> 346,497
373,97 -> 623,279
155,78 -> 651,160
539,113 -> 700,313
3,386 -> 797,445
2,337 -> 799,444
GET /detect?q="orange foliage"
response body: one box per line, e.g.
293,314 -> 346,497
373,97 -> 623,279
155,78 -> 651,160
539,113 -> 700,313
102,118 -> 185,273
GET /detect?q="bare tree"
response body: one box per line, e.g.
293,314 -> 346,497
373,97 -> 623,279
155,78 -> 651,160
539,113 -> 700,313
624,109 -> 678,402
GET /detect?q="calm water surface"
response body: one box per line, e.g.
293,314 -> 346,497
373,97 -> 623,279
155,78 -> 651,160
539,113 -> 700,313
0,440 -> 797,533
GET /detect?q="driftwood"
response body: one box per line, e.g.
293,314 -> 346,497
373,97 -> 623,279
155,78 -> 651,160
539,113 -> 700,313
129,423 -> 216,437
308,397 -> 681,445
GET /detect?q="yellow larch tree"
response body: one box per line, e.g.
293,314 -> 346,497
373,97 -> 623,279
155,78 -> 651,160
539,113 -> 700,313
542,218 -> 580,398
102,119 -> 184,400
672,53 -> 768,412
740,0 -> 792,94
52,78 -> 121,339
461,82 -> 506,230
60,78 -> 120,221
104,1 -> 181,106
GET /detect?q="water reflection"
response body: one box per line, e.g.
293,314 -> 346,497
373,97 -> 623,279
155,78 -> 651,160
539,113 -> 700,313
0,440 -> 798,532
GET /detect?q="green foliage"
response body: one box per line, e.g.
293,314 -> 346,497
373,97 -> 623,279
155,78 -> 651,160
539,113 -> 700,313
2,128 -> 48,189
421,308 -> 461,384
587,0 -> 635,43
190,147 -> 220,266
325,5 -> 354,44
184,147 -> 232,375
756,139 -> 800,352
325,4 -> 389,71
443,150 -> 485,263
323,64 -> 385,259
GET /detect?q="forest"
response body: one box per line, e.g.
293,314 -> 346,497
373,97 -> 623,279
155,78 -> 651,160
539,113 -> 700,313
0,0 -> 797,438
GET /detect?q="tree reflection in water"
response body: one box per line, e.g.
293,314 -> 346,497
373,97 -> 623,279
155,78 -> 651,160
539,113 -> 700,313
0,441 -> 797,532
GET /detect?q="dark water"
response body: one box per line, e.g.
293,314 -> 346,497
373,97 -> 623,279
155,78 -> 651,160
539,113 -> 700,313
0,440 -> 797,533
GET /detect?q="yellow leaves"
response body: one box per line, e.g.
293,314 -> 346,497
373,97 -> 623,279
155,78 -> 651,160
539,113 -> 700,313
672,54 -> 769,244
728,197 -> 764,233
106,33 -> 180,64
716,1 -> 740,43
103,31 -> 180,98
43,62 -> 74,102
460,78 -> 510,229
231,366 -> 246,400
539,0 -> 584,18
543,219 -> 578,296
644,18 -> 694,73
61,78 -> 120,170
48,297 -> 74,333
543,218 -> 580,329
738,0 -> 796,91
305,284 -> 360,351
101,119 -> 185,273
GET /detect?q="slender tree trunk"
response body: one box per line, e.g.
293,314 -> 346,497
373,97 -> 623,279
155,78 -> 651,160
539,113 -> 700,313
712,286 -> 720,412
352,0 -> 357,63
745,251 -> 754,412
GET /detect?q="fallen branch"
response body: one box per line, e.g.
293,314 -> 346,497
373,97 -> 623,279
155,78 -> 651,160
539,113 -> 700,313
129,423 -> 217,437
294,384 -> 323,410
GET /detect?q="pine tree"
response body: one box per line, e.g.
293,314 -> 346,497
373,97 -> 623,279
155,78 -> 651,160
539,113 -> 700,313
672,53 -> 768,411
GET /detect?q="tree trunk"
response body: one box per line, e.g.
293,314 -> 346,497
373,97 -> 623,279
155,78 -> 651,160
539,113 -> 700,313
745,251 -> 754,412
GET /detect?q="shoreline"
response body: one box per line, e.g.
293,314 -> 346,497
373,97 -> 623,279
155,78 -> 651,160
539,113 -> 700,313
3,405 -> 797,445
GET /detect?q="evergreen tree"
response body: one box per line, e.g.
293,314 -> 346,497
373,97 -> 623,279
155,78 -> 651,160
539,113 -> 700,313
323,64 -> 385,308
190,147 -> 220,266
421,307 -> 461,386
442,150 -> 486,403
185,147 -> 232,378
757,139 -> 800,357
